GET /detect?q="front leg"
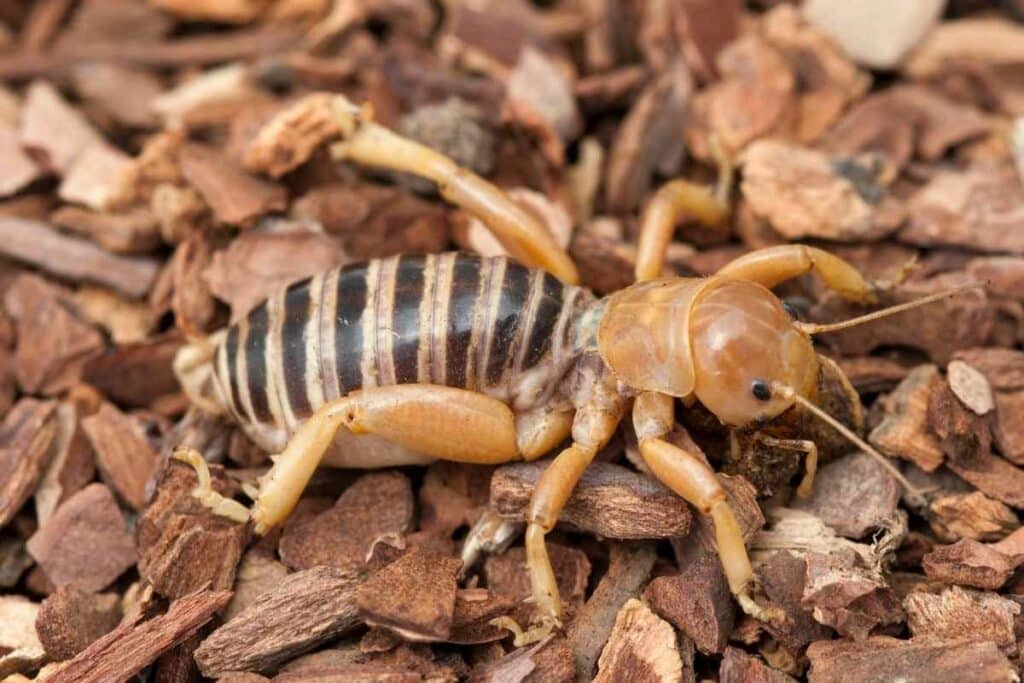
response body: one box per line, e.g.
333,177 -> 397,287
757,435 -> 819,499
633,392 -> 781,624
716,245 -> 878,304
189,384 -> 521,535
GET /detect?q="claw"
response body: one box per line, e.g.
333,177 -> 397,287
490,614 -> 561,647
172,447 -> 250,524
737,587 -> 787,627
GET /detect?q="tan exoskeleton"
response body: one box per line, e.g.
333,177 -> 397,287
174,95 -> 982,645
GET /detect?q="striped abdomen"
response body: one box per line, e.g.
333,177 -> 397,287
212,253 -> 590,445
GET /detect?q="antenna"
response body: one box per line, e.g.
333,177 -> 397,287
795,282 -> 986,336
771,382 -> 927,508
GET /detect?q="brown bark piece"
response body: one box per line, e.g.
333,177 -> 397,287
0,27 -> 300,81
811,274 -> 993,364
947,453 -> 1024,514
204,229 -> 348,320
295,181 -> 449,262
902,165 -> 1024,255
929,491 -> 1019,542
758,551 -> 834,653
505,46 -> 581,166
567,541 -> 657,681
484,543 -> 590,610
26,483 -> 136,591
793,451 -> 900,539
866,366 -> 942,465
5,274 -> 105,396
74,286 -> 155,345
179,142 -> 287,227
70,62 -> 162,129
644,553 -> 735,655
225,550 -> 289,621
952,347 -> 1024,464
0,219 -> 158,297
46,590 -> 231,683
35,584 -> 121,661
836,356 -> 910,394
82,333 -> 183,409
491,461 -> 691,539
605,59 -> 690,213
820,85 -> 989,178
19,80 -> 103,174
904,585 -> 1019,648
468,636 -> 575,683
82,402 -> 159,511
719,646 -> 796,683
280,471 -> 414,571
137,459 -> 240,557
51,206 -> 161,254
0,127 -> 42,197
740,140 -> 902,242
922,539 -> 1016,589
802,549 -> 904,639
140,512 -> 247,599
687,34 -> 793,160
806,636 -> 1016,682
195,566 -> 362,677
0,398 -> 58,528
357,547 -> 461,642
244,92 -> 340,178
34,402 -> 95,526
0,596 -> 45,678
929,380 -> 1024,509
58,142 -> 132,212
593,599 -> 684,683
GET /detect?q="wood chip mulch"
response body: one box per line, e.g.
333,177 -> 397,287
2,1 -> 1024,681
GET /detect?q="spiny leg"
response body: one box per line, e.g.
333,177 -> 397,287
757,436 -> 818,499
715,245 -> 878,304
634,141 -> 732,282
327,96 -> 579,284
176,384 -> 520,535
508,394 -> 622,645
633,392 -> 781,623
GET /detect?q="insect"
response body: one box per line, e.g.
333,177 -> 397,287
174,95 -> 981,644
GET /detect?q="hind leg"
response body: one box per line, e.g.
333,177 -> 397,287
174,385 -> 521,534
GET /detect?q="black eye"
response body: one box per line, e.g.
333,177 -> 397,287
751,380 -> 771,401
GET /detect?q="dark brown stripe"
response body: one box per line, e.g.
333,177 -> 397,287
446,256 -> 482,388
281,278 -> 313,418
485,260 -> 531,384
224,325 -> 244,418
244,303 -> 272,422
521,272 -> 564,369
392,255 -> 425,384
335,264 -> 368,394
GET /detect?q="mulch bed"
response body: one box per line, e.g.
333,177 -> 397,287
2,0 -> 1024,681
